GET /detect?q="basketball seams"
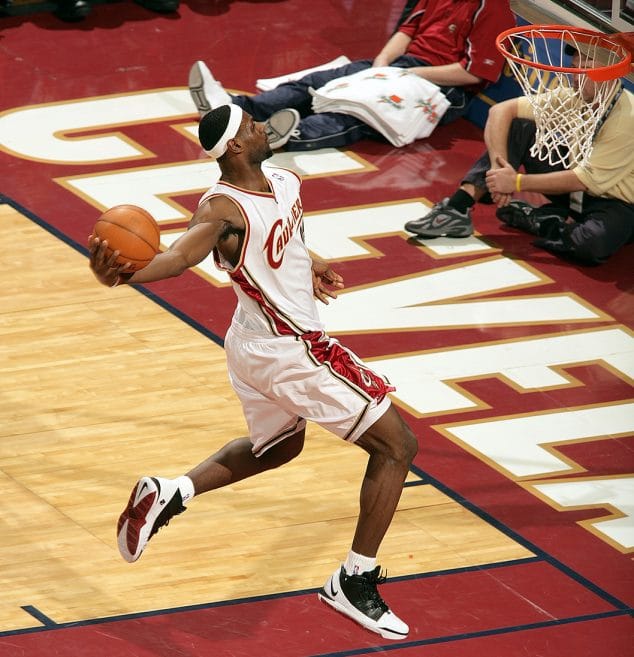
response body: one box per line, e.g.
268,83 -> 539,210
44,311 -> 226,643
92,204 -> 160,271
95,217 -> 159,251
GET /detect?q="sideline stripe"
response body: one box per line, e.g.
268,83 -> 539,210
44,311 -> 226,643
305,610 -> 633,657
409,463 -> 631,612
20,606 -> 57,629
0,193 -> 225,348
0,558 -> 540,638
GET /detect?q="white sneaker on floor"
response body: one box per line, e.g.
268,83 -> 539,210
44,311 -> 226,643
188,60 -> 232,116
117,476 -> 186,563
265,108 -> 300,150
318,565 -> 409,640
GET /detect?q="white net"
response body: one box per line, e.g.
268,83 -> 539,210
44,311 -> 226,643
497,27 -> 629,167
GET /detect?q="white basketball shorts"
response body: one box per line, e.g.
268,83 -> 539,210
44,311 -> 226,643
224,322 -> 394,457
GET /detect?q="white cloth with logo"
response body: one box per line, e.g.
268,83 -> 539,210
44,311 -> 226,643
310,66 -> 450,147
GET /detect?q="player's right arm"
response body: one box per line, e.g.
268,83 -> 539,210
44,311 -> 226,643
89,195 -> 244,287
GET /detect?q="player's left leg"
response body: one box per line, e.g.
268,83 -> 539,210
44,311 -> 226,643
318,404 -> 417,640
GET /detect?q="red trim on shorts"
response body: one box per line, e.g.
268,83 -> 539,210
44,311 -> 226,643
301,331 -> 395,403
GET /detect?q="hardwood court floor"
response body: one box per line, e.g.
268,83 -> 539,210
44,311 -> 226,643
0,202 -> 532,631
0,1 -> 632,655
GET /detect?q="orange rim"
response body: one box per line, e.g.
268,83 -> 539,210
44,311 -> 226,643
495,24 -> 632,82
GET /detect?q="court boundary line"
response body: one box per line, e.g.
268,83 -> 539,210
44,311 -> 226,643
296,610 -> 633,657
0,555 -> 620,638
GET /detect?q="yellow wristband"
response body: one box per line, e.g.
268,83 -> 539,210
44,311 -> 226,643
515,173 -> 523,192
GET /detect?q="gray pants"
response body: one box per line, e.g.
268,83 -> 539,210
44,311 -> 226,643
464,119 -> 634,264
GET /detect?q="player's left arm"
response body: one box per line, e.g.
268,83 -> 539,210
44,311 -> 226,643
311,255 -> 344,305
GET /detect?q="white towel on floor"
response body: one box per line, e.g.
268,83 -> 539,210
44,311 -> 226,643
310,66 -> 450,147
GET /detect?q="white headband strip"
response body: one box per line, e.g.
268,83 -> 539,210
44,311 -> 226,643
204,105 -> 243,159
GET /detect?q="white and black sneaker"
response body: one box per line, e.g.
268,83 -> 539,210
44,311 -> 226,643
496,200 -> 567,236
117,476 -> 186,563
265,108 -> 300,150
404,198 -> 473,238
318,565 -> 409,640
188,60 -> 232,117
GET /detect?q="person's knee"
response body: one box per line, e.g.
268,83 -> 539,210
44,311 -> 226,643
358,407 -> 418,465
261,428 -> 305,468
568,221 -> 614,264
402,423 -> 418,463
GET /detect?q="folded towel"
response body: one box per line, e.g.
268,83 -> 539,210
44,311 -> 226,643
311,66 -> 450,146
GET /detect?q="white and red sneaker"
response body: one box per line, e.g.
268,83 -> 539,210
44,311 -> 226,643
117,476 -> 186,563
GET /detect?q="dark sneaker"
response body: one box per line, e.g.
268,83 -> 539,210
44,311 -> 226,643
266,108 -> 301,150
318,565 -> 408,640
496,200 -> 566,236
404,198 -> 473,237
117,476 -> 186,563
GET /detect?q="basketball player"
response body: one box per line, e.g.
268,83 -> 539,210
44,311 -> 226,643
88,104 -> 418,640
404,47 -> 634,264
187,0 -> 515,151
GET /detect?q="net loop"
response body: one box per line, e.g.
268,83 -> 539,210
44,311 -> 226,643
496,25 -> 631,167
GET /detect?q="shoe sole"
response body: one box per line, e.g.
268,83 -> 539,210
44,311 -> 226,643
266,109 -> 300,150
188,64 -> 211,115
407,227 -> 473,238
317,590 -> 408,641
116,476 -> 161,563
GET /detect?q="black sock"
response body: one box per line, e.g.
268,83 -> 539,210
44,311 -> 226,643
447,189 -> 475,214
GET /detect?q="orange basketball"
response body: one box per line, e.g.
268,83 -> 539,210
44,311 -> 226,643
92,204 -> 160,271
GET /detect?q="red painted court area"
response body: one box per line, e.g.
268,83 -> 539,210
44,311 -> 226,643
0,1 -> 632,655
6,561 -> 632,656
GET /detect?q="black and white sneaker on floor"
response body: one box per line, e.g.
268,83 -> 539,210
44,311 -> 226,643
318,565 -> 409,640
265,108 -> 301,150
188,60 -> 232,117
117,476 -> 186,563
496,200 -> 567,236
404,197 -> 473,238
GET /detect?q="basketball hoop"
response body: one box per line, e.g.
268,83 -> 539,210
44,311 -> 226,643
496,25 -> 632,167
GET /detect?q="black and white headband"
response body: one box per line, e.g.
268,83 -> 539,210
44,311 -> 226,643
204,104 -> 243,159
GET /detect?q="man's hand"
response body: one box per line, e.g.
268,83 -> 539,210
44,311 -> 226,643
311,257 -> 344,305
485,156 -> 517,206
88,235 -> 132,287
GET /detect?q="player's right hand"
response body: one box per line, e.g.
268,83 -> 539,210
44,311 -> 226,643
88,235 -> 131,287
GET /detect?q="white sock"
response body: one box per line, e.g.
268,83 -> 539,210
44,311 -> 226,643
344,550 -> 376,576
175,475 -> 195,505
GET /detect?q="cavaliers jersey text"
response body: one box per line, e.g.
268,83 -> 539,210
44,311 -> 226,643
199,164 -> 325,337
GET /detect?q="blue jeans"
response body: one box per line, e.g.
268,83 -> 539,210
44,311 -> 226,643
231,56 -> 472,151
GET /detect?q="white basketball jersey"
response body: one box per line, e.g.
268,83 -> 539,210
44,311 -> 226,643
199,164 -> 325,337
